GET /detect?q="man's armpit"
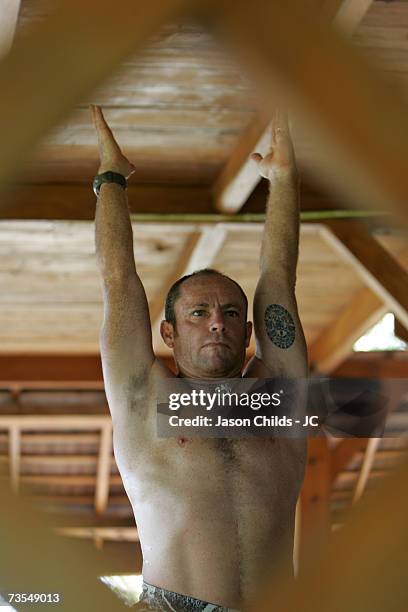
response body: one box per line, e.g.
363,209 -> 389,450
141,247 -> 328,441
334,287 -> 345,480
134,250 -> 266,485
264,303 -> 296,349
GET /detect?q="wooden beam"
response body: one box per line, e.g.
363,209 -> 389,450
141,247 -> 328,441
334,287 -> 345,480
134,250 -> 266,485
1,180 -> 354,220
2,184 -> 213,220
320,221 -> 408,329
300,438 -> 331,547
330,0 -> 373,33
352,437 -> 380,504
252,454 -> 408,612
95,423 -> 113,515
395,319 -> 408,345
309,286 -> 387,373
8,424 -> 20,492
0,482 -> 128,610
0,415 -> 110,429
212,0 -> 374,213
0,354 -> 103,383
213,115 -> 271,213
0,0 -> 190,189
56,526 -> 138,542
0,0 -> 20,57
20,474 -> 122,486
334,353 -> 408,378
331,438 -> 368,482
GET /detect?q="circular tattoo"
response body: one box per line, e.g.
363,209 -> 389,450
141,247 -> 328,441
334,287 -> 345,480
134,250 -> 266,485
264,304 -> 295,349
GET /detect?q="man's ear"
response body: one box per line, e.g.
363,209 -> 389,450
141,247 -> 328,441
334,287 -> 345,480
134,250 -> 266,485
160,320 -> 175,348
245,321 -> 253,348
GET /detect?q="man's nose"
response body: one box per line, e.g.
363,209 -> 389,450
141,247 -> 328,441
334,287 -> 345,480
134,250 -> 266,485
209,310 -> 226,332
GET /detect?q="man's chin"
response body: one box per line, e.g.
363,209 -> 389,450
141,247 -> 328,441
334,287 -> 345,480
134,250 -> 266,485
197,356 -> 240,378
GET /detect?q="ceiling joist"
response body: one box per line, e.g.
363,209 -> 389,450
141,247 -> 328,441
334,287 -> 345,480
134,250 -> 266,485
320,221 -> 408,329
309,286 -> 387,373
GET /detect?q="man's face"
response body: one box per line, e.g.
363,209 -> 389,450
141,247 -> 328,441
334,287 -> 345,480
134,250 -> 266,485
161,275 -> 252,378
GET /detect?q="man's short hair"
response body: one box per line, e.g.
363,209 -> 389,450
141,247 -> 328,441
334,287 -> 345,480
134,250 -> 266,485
164,268 -> 248,328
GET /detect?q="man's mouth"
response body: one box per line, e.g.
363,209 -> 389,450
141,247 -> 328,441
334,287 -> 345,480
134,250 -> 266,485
203,342 -> 229,348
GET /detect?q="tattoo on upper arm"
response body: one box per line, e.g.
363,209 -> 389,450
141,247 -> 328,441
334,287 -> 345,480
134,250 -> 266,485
264,304 -> 295,349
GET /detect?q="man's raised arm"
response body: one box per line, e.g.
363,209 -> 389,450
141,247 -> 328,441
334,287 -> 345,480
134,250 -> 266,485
92,106 -> 155,412
244,111 -> 308,378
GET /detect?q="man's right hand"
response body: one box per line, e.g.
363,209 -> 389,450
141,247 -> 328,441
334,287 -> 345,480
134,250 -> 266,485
91,105 -> 136,178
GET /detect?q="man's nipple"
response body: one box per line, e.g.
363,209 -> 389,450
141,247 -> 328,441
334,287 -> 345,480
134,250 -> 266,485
177,436 -> 190,446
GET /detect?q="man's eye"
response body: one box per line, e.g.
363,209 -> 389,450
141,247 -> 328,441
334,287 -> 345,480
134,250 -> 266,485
192,310 -> 206,316
226,310 -> 239,317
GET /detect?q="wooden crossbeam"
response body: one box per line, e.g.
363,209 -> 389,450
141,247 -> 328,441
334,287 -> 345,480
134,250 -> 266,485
2,184 -> 213,220
0,414 -> 109,429
309,286 -> 387,373
0,0 -> 20,57
0,0 -> 190,188
212,0 -> 374,213
56,526 -> 138,542
320,220 -> 408,329
95,422 -> 113,515
2,182 -> 355,220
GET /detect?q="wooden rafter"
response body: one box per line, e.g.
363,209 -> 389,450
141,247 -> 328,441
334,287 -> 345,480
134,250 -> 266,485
0,0 -> 20,57
320,221 -> 408,329
309,286 -> 387,373
213,0 -> 374,213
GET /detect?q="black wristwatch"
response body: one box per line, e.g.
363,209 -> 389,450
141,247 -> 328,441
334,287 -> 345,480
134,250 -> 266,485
93,171 -> 127,197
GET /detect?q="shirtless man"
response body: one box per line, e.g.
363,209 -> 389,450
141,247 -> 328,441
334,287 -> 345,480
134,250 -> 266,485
92,105 -> 308,611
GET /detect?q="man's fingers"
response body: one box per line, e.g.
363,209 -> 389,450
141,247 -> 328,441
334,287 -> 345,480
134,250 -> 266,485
91,105 -> 114,138
271,109 -> 290,143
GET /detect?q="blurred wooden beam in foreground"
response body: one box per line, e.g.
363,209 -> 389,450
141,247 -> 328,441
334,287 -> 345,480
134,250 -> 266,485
212,0 -> 374,213
211,0 -> 408,224
0,479 -> 126,610
0,0 -> 189,189
0,0 -> 20,57
253,453 -> 408,611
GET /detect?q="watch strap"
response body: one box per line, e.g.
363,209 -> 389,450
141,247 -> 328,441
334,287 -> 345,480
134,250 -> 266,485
93,171 -> 127,197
